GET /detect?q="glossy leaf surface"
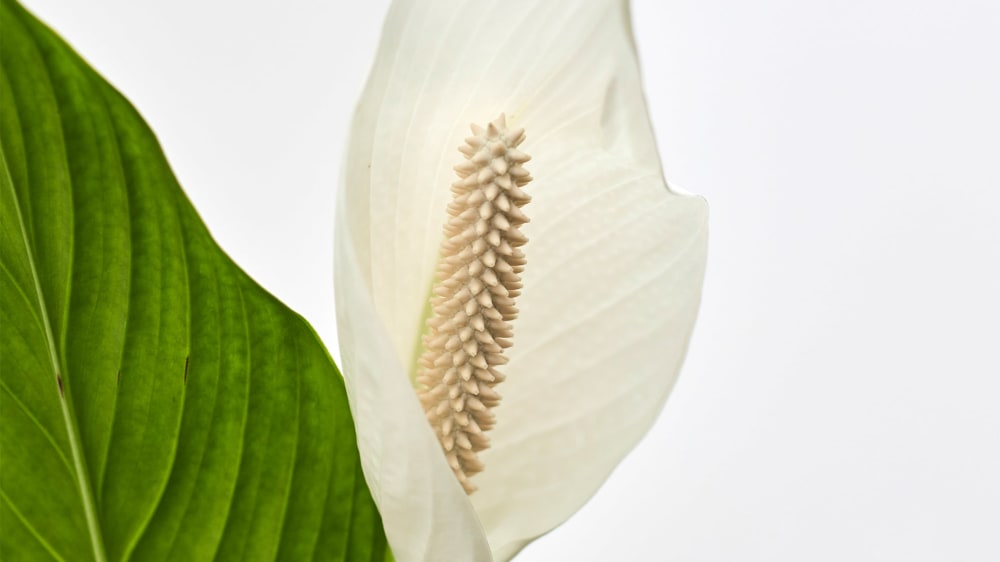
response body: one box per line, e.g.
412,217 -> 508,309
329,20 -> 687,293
0,2 -> 387,560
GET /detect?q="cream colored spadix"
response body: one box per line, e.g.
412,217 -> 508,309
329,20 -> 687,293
335,0 -> 708,560
416,115 -> 532,493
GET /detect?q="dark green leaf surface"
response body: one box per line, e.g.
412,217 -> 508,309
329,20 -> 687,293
0,1 -> 387,560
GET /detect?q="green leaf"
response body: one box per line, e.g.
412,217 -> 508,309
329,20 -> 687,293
0,1 -> 388,560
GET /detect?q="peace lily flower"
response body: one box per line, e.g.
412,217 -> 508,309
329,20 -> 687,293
334,0 -> 708,560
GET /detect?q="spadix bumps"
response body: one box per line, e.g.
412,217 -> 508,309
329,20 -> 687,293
416,115 -> 532,493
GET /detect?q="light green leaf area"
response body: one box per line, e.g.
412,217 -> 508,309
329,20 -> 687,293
0,1 -> 388,560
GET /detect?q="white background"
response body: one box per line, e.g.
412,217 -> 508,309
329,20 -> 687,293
24,0 -> 1000,560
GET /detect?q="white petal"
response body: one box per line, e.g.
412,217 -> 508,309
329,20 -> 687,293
336,0 -> 708,560
472,174 -> 706,558
334,3 -> 490,560
336,197 -> 492,562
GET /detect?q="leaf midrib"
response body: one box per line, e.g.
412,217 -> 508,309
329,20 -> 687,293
0,119 -> 108,562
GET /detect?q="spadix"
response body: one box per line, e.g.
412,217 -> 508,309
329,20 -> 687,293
416,115 -> 532,493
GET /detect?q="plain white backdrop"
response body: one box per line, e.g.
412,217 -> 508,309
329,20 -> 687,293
24,0 -> 1000,560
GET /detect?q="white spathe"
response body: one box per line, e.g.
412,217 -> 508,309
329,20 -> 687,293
334,0 -> 708,560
